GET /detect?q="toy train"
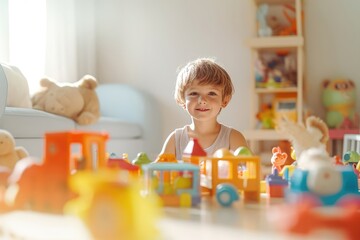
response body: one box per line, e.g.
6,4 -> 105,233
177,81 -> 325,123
0,131 -> 160,240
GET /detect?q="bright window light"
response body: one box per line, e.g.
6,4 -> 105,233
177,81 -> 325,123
8,0 -> 46,94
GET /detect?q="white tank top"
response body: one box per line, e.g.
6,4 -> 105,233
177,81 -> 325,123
174,124 -> 232,160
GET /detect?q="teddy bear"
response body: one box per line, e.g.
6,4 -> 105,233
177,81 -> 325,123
322,79 -> 359,129
31,75 -> 100,125
0,129 -> 29,170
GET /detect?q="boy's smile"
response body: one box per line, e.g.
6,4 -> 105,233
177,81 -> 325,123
184,81 -> 224,121
196,108 -> 209,112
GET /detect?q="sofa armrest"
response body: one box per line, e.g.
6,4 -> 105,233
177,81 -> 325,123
96,84 -> 162,157
0,64 -> 8,118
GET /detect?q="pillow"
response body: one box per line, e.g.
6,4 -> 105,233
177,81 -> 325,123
2,63 -> 32,108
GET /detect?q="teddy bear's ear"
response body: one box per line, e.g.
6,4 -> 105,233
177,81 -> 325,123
78,75 -> 98,89
40,77 -> 57,88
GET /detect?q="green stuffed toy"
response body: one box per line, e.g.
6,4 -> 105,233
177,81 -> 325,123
322,79 -> 358,129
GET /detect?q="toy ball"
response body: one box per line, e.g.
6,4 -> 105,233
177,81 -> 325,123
233,146 -> 253,156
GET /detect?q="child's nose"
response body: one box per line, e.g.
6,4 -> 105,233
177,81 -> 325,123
198,95 -> 207,104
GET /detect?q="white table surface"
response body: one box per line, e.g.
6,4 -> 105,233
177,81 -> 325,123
0,195 -> 347,240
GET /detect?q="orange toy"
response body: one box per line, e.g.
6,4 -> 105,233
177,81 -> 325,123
2,131 -> 109,213
181,138 -> 261,205
201,149 -> 261,202
279,4 -> 302,36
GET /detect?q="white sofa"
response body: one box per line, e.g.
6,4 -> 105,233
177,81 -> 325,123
0,64 -> 162,161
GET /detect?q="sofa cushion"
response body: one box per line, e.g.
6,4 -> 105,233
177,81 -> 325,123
0,107 -> 75,138
0,108 -> 143,140
76,116 -> 142,139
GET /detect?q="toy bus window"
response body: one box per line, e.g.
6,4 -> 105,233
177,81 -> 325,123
237,162 -> 247,179
246,162 -> 257,179
70,143 -> 84,173
202,159 -> 212,177
218,160 -> 232,179
174,171 -> 193,190
90,142 -> 99,169
237,162 -> 257,180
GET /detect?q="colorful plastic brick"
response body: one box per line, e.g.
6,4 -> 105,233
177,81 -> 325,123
266,169 -> 288,198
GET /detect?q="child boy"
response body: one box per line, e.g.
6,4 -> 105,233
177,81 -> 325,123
160,58 -> 249,160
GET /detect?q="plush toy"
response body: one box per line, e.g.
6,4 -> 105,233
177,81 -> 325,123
0,129 -> 29,170
322,79 -> 359,129
31,75 -> 100,125
276,116 -> 329,160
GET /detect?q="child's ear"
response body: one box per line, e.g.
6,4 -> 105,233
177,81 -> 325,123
222,96 -> 231,108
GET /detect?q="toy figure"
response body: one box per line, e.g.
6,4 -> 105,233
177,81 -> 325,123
343,150 -> 360,178
322,79 -> 359,129
279,4 -> 298,36
271,146 -> 287,173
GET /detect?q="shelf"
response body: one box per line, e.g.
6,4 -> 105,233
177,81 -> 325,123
254,87 -> 298,94
246,0 -> 304,158
248,36 -> 303,48
243,129 -> 288,141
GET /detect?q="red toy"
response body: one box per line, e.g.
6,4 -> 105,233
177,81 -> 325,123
266,169 -> 288,198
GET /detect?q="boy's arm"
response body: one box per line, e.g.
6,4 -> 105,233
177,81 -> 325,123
229,129 -> 251,153
159,131 -> 176,155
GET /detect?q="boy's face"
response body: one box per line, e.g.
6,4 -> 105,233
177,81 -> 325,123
183,81 -> 229,121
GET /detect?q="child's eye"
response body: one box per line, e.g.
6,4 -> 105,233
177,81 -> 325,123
188,92 -> 198,96
208,91 -> 218,96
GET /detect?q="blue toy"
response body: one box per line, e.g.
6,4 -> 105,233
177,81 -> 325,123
286,165 -> 360,206
215,184 -> 239,207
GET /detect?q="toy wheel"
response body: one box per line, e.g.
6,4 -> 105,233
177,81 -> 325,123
217,190 -> 233,207
216,184 -> 238,207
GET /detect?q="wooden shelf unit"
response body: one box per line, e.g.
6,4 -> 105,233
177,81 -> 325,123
246,0 -> 305,157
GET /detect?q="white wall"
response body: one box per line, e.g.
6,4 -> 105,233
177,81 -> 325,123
95,0 -> 253,150
94,0 -> 360,152
0,0 -> 9,61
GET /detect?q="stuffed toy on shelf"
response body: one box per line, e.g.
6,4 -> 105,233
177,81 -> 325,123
322,79 -> 359,129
